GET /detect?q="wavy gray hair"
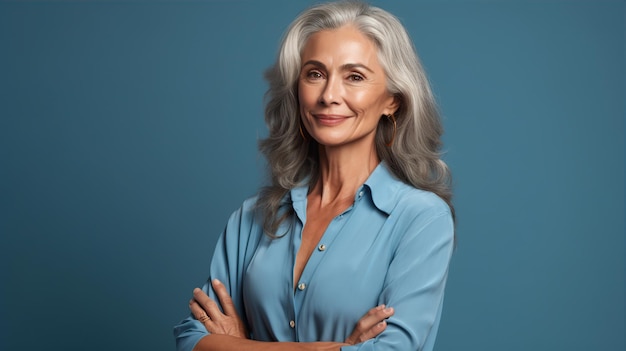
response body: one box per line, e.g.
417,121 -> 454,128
258,1 -> 454,236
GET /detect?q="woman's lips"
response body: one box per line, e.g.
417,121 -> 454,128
313,114 -> 349,126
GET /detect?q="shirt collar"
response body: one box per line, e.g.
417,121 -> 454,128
287,161 -> 404,216
362,161 -> 403,215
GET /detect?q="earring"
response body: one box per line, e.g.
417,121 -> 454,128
385,114 -> 397,147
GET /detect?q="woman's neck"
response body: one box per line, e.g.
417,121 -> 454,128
311,141 -> 380,208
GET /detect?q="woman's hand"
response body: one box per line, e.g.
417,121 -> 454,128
344,304 -> 394,345
189,279 -> 392,345
189,279 -> 248,339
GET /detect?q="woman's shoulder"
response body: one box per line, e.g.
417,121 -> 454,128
385,184 -> 454,247
240,194 -> 261,212
395,183 -> 450,216
220,194 -> 267,249
227,194 -> 262,223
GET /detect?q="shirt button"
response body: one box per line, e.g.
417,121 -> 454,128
289,320 -> 295,328
318,244 -> 326,251
358,191 -> 364,197
297,283 -> 306,291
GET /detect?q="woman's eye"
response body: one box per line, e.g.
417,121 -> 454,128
306,70 -> 323,79
348,74 -> 364,82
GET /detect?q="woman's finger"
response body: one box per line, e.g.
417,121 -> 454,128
354,320 -> 387,343
193,288 -> 225,321
189,287 -> 248,338
345,305 -> 394,344
189,299 -> 211,324
211,279 -> 238,317
355,305 -> 393,334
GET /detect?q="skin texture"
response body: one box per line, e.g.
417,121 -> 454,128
188,25 -> 398,351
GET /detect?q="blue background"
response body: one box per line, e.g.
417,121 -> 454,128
1,0 -> 623,350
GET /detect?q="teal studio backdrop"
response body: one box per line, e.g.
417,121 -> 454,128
1,0 -> 623,350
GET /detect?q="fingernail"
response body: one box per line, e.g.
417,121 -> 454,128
193,288 -> 201,294
213,278 -> 222,285
377,304 -> 385,310
384,306 -> 393,313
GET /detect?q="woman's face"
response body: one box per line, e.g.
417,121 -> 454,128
298,25 -> 397,149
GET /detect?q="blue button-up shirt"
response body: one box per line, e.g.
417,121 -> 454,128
174,163 -> 454,351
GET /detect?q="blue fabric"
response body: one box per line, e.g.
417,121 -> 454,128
174,162 -> 454,351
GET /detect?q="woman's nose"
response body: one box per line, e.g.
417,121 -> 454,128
319,76 -> 341,105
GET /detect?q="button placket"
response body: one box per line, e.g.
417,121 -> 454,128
292,206 -> 351,341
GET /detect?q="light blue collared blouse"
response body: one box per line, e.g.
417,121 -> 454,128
174,163 -> 454,351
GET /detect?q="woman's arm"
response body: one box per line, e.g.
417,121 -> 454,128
174,203 -> 258,351
193,335 -> 344,351
188,279 -> 394,351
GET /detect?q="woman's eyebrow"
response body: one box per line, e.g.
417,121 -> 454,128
341,63 -> 374,73
302,60 -> 326,69
302,60 -> 374,73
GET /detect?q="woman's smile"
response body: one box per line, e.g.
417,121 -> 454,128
312,113 -> 352,126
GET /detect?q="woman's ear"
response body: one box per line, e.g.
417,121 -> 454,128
384,94 -> 401,116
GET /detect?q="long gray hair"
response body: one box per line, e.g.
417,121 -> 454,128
258,1 -> 454,236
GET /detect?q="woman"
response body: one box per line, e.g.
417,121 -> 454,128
174,1 -> 455,350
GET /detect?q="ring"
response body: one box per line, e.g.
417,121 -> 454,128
198,314 -> 210,323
